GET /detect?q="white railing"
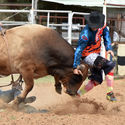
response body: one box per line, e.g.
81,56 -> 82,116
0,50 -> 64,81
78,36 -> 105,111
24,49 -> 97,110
0,9 -> 31,25
0,7 -> 89,44
32,9 -> 73,44
0,0 -> 90,44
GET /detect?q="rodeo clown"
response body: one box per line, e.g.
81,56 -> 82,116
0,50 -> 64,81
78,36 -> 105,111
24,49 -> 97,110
73,11 -> 117,101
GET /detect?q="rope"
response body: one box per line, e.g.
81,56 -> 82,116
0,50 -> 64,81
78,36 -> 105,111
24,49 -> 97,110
0,28 -> 23,90
1,7 -> 29,22
1,28 -> 13,73
0,7 -> 29,87
0,82 -> 12,88
0,75 -> 23,88
0,27 -> 15,87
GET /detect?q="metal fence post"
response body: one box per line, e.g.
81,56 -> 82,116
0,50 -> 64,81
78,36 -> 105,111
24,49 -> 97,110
47,12 -> 50,27
68,11 -> 72,44
103,0 -> 107,23
30,0 -> 36,24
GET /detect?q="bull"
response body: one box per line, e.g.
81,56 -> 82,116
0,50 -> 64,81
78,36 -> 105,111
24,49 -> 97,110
0,24 -> 88,106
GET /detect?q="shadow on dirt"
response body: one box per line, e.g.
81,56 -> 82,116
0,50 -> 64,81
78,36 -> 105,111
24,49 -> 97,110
0,95 -> 49,114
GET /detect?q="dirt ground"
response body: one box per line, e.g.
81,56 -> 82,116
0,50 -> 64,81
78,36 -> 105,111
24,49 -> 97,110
0,78 -> 125,125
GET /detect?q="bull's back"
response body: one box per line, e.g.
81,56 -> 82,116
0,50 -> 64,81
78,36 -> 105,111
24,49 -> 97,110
7,24 -> 74,70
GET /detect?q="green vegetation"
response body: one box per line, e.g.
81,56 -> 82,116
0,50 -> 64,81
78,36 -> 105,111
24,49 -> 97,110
34,75 -> 55,84
0,75 -> 55,85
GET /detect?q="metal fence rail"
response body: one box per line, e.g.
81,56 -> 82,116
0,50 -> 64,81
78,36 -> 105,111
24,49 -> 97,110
0,8 -> 89,44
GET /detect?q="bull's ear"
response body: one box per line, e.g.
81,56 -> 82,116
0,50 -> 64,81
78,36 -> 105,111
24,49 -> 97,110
69,74 -> 83,85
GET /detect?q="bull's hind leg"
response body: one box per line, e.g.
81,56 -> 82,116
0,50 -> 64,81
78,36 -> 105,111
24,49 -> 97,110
12,68 -> 34,106
54,75 -> 62,94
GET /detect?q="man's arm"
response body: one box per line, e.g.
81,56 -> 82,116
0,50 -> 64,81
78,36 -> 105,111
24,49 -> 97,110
73,32 -> 88,74
103,27 -> 114,57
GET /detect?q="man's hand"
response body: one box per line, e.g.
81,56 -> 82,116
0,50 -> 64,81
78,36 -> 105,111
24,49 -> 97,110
73,68 -> 83,76
106,50 -> 114,57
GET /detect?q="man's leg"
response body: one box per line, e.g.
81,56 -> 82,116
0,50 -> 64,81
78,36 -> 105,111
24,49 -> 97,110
100,42 -> 116,101
77,80 -> 97,96
77,54 -> 104,96
106,69 -> 117,101
105,54 -> 117,102
94,56 -> 115,75
77,67 -> 102,96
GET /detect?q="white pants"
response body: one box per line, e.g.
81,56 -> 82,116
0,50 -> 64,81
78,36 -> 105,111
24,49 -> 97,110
83,53 -> 99,67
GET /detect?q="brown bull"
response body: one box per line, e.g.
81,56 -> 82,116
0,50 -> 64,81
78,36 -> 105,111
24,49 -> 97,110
0,24 -> 88,105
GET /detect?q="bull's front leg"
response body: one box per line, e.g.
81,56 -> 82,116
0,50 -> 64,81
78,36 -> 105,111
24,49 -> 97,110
12,68 -> 34,107
54,75 -> 62,94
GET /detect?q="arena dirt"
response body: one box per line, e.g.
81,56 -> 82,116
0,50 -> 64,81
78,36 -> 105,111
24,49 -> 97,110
0,79 -> 125,125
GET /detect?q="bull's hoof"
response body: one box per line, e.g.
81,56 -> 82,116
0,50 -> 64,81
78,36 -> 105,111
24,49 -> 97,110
55,84 -> 62,94
24,96 -> 36,104
9,97 -> 24,110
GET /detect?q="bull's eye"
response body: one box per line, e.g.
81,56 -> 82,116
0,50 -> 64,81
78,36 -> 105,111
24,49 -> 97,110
69,74 -> 83,85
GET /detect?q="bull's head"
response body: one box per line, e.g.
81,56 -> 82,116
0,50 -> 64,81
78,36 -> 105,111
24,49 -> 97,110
62,63 -> 89,96
66,74 -> 83,96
